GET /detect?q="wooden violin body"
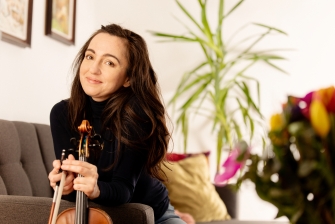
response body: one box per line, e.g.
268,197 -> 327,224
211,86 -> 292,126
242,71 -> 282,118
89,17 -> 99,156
56,207 -> 112,224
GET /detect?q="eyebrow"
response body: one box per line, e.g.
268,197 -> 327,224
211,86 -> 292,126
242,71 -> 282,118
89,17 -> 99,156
86,49 -> 121,64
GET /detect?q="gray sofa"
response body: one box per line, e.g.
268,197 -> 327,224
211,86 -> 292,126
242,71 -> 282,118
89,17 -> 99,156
0,119 -> 237,224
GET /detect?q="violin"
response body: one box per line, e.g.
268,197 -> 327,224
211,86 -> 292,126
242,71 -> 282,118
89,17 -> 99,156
49,120 -> 113,224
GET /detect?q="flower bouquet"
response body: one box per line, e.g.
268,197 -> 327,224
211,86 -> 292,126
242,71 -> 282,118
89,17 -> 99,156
235,86 -> 335,223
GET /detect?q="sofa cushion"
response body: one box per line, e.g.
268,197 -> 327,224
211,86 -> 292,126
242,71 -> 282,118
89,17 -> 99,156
0,119 -> 33,196
162,154 -> 231,222
0,119 -> 53,197
13,121 -> 53,197
33,122 -> 55,174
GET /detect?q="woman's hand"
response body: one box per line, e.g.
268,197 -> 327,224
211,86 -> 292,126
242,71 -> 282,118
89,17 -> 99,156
61,157 -> 100,199
175,210 -> 195,224
48,154 -> 76,195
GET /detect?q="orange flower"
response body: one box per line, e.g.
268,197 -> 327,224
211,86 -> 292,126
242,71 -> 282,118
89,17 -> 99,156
313,86 -> 335,110
310,100 -> 330,138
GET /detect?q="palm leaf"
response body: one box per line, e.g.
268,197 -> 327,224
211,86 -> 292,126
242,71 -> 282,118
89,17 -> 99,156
216,0 -> 224,52
224,0 -> 244,18
244,54 -> 286,60
179,79 -> 211,111
169,62 -> 209,104
253,23 -> 288,35
199,0 -> 218,56
236,97 -> 248,125
232,118 -> 243,140
236,81 -> 263,118
178,112 -> 189,153
263,60 -> 289,74
240,75 -> 261,107
172,72 -> 211,105
176,0 -> 204,33
149,31 -> 197,42
246,114 -> 255,140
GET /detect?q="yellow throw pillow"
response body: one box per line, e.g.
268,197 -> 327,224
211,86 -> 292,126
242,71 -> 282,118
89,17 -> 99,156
162,154 -> 231,222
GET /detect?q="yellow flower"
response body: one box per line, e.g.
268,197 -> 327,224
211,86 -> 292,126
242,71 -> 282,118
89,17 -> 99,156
270,113 -> 284,131
310,100 -> 330,138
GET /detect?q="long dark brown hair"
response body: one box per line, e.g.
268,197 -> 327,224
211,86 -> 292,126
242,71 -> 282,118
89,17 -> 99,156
68,24 -> 170,181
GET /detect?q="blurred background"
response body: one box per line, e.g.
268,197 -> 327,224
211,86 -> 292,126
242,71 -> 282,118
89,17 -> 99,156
1,0 -> 334,221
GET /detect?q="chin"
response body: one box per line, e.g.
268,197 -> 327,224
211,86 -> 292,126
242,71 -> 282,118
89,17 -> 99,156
83,89 -> 97,98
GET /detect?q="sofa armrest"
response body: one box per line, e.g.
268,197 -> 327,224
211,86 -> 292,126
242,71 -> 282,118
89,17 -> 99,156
0,195 -> 154,224
90,201 -> 154,224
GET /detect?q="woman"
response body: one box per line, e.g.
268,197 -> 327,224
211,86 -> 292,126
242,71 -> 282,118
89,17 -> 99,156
48,24 -> 188,224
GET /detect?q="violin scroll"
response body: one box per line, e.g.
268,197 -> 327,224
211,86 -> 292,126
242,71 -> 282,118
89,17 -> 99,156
78,120 -> 92,158
69,121 -> 104,160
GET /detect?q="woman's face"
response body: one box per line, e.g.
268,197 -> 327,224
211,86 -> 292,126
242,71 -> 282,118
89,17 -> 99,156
79,33 -> 130,102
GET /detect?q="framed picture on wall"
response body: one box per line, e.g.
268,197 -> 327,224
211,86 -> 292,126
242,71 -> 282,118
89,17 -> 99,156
0,0 -> 33,47
45,0 -> 76,45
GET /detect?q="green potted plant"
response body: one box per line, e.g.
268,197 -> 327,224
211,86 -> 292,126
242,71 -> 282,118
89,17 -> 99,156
150,0 -> 288,174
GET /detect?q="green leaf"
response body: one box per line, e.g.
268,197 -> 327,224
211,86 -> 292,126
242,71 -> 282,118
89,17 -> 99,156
224,0 -> 244,18
179,78 -> 211,111
198,0 -> 220,57
177,73 -> 211,100
232,119 -> 243,140
169,65 -> 210,105
236,97 -> 248,125
263,60 -> 289,75
240,75 -> 261,107
247,114 -> 255,139
253,23 -> 288,35
245,54 -> 287,61
176,0 -> 204,33
179,112 -> 189,153
235,81 -> 263,118
217,87 -> 229,110
148,31 -> 198,42
216,0 -> 224,52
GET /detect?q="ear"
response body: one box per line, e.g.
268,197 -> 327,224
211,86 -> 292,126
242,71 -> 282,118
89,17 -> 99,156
123,77 -> 130,87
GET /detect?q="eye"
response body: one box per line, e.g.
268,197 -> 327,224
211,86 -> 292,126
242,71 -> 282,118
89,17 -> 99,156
85,55 -> 93,60
106,61 -> 115,67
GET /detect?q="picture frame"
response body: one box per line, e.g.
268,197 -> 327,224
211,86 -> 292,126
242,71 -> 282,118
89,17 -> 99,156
0,0 -> 33,48
45,0 -> 76,45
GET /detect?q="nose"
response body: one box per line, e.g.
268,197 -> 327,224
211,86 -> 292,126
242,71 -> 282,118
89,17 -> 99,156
89,61 -> 101,75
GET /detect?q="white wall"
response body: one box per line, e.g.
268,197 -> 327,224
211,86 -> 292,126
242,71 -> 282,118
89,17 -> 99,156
1,0 -> 335,221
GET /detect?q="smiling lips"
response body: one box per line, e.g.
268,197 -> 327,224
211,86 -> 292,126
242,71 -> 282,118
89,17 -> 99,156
86,77 -> 102,84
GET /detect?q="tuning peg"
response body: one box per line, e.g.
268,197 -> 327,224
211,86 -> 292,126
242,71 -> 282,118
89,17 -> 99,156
70,137 -> 78,147
91,134 -> 102,141
67,148 -> 76,155
88,142 -> 104,150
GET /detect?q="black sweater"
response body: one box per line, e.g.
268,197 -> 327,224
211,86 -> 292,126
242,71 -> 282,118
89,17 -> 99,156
49,97 -> 169,220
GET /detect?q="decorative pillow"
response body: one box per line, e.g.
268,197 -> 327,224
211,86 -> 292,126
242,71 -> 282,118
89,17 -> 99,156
166,151 -> 211,162
162,154 -> 231,222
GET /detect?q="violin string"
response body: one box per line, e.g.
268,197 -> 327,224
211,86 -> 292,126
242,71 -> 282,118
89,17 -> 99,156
76,149 -> 87,224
